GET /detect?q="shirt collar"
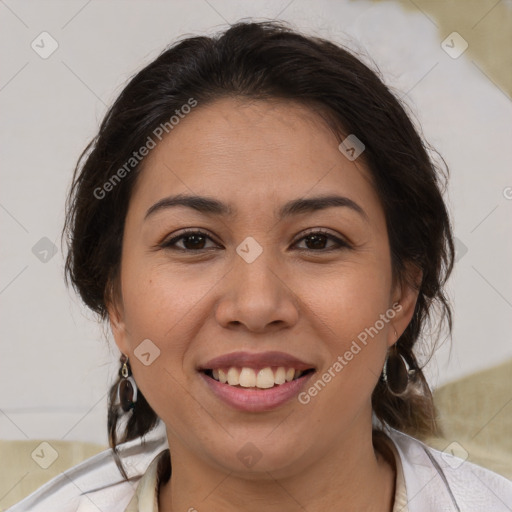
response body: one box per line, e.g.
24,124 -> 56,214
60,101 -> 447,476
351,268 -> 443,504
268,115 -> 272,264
124,450 -> 168,511
123,438 -> 407,512
381,433 -> 410,512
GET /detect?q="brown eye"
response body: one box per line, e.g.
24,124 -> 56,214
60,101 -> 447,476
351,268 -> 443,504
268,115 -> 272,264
161,230 -> 217,251
302,233 -> 331,250
160,229 -> 350,253
294,230 -> 350,252
179,233 -> 208,250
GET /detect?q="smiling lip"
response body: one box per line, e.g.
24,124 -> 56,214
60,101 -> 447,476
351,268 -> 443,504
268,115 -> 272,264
198,350 -> 315,371
197,350 -> 316,412
199,371 -> 315,412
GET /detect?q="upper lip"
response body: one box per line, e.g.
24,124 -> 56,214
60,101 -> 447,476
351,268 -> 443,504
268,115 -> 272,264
198,351 -> 316,371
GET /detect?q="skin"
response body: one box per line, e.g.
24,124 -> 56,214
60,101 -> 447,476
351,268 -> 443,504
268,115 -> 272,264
108,97 -> 421,511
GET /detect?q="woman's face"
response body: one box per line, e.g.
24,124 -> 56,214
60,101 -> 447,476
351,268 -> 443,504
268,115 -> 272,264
109,97 -> 418,477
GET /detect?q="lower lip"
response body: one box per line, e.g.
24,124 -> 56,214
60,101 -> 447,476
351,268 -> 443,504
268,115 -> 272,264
199,372 -> 315,412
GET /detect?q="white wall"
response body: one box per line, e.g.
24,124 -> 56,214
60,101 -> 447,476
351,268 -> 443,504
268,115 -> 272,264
1,0 -> 511,446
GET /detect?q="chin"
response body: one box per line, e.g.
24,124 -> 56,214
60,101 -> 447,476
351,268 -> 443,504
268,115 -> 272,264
203,435 -> 311,479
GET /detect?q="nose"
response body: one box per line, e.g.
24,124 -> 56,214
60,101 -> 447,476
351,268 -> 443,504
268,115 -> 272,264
214,247 -> 300,333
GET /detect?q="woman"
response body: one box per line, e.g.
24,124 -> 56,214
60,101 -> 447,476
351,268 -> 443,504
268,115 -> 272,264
8,20 -> 511,512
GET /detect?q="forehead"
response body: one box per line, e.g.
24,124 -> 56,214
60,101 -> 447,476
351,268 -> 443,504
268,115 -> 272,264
129,97 -> 382,223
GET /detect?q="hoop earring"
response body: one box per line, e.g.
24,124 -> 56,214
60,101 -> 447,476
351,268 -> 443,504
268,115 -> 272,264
117,354 -> 138,412
382,332 -> 415,396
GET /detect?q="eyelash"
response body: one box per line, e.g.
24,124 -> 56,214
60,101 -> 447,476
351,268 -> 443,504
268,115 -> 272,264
160,228 -> 351,253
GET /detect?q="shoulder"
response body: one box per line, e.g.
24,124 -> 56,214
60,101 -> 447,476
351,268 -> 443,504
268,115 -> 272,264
6,431 -> 168,512
388,428 -> 512,511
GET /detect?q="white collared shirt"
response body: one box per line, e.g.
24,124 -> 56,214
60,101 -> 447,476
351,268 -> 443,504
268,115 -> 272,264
7,427 -> 512,511
123,432 -> 410,511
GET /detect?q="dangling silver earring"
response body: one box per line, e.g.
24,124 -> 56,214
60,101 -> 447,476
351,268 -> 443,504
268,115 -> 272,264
382,329 -> 415,396
117,354 -> 138,412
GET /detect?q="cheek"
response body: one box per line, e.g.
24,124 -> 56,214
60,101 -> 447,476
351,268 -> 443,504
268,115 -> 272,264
305,258 -> 392,397
120,258 -> 212,340
117,264 -> 202,421
313,256 -> 392,339
116,261 -> 190,389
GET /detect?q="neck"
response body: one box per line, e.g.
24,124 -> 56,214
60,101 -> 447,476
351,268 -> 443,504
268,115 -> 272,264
158,426 -> 396,512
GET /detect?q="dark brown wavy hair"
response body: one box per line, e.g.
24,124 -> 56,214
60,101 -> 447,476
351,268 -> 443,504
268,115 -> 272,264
63,20 -> 454,480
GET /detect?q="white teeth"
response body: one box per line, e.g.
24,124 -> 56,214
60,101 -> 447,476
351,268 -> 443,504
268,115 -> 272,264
239,368 -> 256,388
256,367 -> 275,389
209,366 -> 308,388
227,367 -> 240,386
274,366 -> 286,385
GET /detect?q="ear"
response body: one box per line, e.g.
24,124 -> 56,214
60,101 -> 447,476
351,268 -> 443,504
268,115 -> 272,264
387,262 -> 422,347
105,279 -> 130,356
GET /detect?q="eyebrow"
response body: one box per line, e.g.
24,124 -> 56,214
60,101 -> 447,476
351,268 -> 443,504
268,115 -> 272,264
144,193 -> 369,222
